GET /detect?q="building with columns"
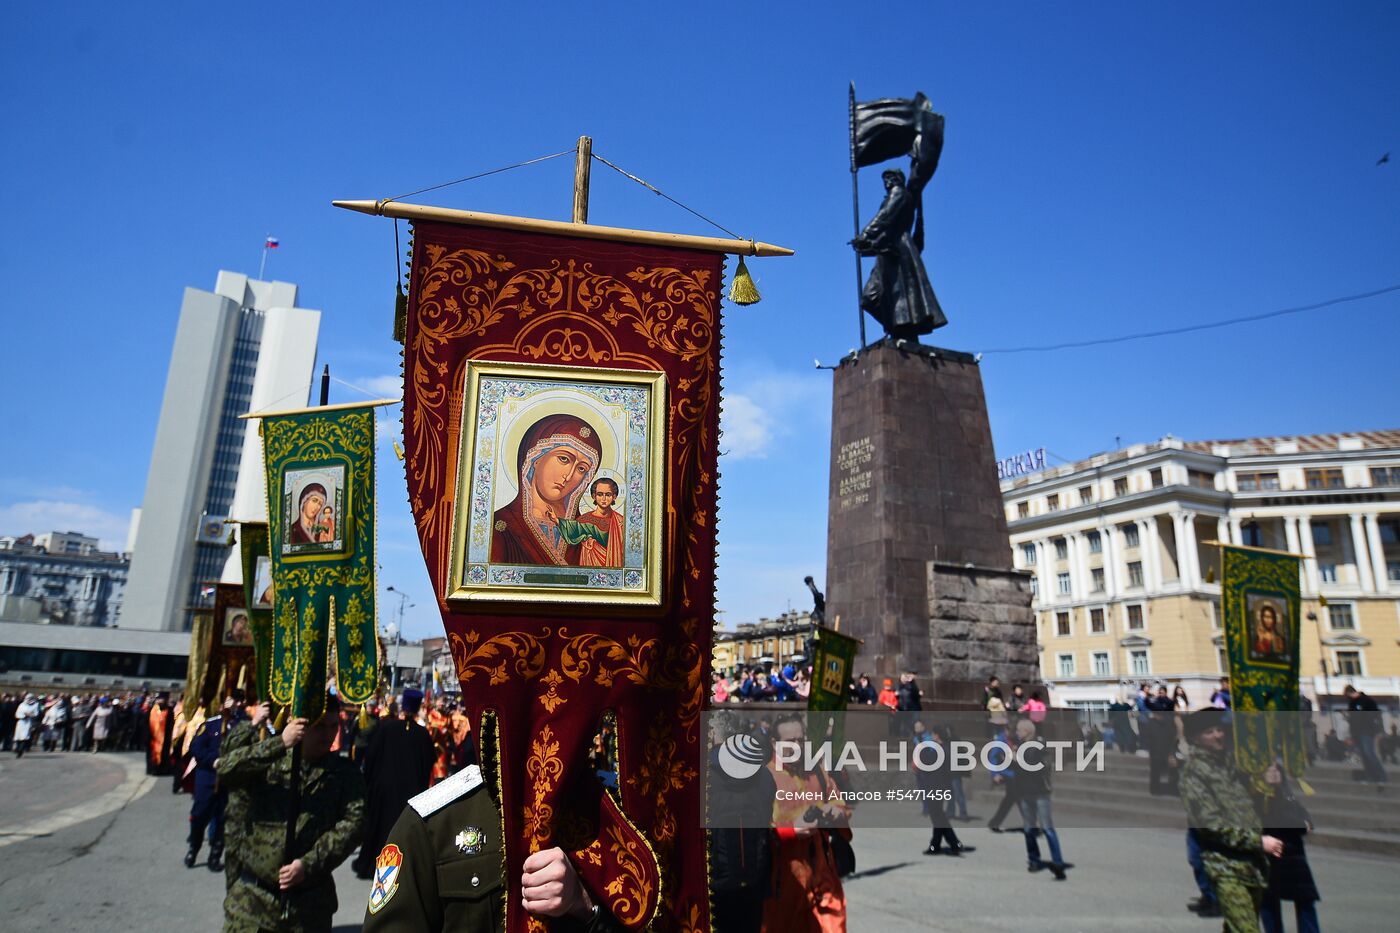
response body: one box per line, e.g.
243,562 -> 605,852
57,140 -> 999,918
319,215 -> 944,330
1000,430 -> 1400,709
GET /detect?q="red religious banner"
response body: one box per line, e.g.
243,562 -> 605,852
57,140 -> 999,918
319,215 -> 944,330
403,219 -> 723,932
205,582 -> 257,708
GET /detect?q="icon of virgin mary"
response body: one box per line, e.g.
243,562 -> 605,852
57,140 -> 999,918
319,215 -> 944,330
490,413 -> 608,566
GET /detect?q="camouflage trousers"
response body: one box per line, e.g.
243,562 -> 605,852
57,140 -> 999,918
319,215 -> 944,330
222,873 -> 335,933
1205,867 -> 1263,933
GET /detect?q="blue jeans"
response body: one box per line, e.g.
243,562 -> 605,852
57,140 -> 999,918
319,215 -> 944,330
1018,795 -> 1063,866
1356,733 -> 1388,784
1260,895 -> 1320,933
950,776 -> 968,819
1186,829 -> 1215,900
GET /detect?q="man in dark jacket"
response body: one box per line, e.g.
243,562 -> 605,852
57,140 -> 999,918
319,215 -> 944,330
706,715 -> 777,933
1344,685 -> 1387,786
352,688 -> 436,880
186,693 -> 244,870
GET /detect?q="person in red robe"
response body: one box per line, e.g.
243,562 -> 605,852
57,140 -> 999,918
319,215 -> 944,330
425,697 -> 451,785
762,715 -> 850,933
489,414 -> 601,566
577,477 -> 626,568
146,694 -> 172,775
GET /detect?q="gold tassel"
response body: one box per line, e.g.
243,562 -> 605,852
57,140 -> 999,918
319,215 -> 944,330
273,706 -> 288,731
1297,778 -> 1315,796
1318,595 -> 1328,607
237,663 -> 247,691
358,704 -> 371,730
393,285 -> 408,344
728,256 -> 761,305
393,439 -> 405,461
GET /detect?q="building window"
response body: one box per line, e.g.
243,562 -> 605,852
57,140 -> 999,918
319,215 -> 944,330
1022,543 -> 1037,566
1237,472 -> 1280,492
1371,467 -> 1396,487
1087,531 -> 1102,553
1055,539 -> 1069,561
1123,524 -> 1140,548
1127,561 -> 1144,588
1092,651 -> 1111,676
1056,612 -> 1071,636
1114,477 -> 1130,497
1305,468 -> 1345,490
1057,573 -> 1072,596
1318,563 -> 1338,584
1130,650 -> 1151,676
1217,645 -> 1227,674
1388,561 -> 1400,583
1211,599 -> 1221,630
1149,468 -> 1164,488
1334,650 -> 1363,677
1126,604 -> 1144,630
1381,520 -> 1400,545
1057,653 -> 1076,678
1017,501 -> 1030,518
1312,524 -> 1332,547
1089,607 -> 1106,634
1327,603 -> 1355,631
1189,469 -> 1216,489
1243,522 -> 1263,547
1047,493 -> 1060,512
1079,485 -> 1094,505
1030,576 -> 1040,598
1091,568 -> 1105,593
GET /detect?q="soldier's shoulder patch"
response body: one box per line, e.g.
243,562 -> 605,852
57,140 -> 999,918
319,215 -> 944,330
367,843 -> 403,915
408,764 -> 484,818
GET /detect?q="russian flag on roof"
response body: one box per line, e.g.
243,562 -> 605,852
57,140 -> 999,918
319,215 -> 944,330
265,236 -> 279,249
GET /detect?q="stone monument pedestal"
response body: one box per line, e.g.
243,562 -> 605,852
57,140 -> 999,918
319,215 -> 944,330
825,339 -> 1040,697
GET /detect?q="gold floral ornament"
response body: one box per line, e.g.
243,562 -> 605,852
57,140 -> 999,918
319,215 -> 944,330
538,669 -> 568,713
449,630 -> 547,686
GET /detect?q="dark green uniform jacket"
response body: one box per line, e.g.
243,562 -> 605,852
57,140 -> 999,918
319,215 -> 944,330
361,765 -> 621,933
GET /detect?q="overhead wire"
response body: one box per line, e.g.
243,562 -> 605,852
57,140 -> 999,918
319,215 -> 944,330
978,283 -> 1400,355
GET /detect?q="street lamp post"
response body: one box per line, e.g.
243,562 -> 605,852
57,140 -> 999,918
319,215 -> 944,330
386,587 -> 411,691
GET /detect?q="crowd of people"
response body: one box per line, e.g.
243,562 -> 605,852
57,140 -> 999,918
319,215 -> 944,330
1,690 -> 178,758
8,671 -> 1393,932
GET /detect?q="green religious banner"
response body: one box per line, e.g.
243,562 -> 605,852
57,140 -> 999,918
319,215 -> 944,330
238,521 -> 275,705
256,401 -> 385,721
1221,543 -> 1306,776
808,623 -> 861,749
808,623 -> 860,711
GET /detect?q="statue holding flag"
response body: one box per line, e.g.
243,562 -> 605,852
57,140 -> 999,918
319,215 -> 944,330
849,88 -> 948,340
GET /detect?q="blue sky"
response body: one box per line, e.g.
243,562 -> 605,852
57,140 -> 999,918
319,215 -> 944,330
2,3 -> 1397,639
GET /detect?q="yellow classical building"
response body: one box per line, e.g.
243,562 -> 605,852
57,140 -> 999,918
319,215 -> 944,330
1001,430 -> 1400,709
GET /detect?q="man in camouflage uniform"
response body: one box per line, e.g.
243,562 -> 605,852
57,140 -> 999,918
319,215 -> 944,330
220,701 -> 271,890
1179,709 -> 1283,933
218,693 -> 366,932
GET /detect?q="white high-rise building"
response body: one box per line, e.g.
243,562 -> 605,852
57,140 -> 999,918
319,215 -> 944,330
121,272 -> 320,631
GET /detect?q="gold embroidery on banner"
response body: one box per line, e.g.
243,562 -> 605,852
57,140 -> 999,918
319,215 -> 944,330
559,631 -> 662,688
602,820 -> 658,928
448,630 -> 547,685
405,245 -> 720,597
537,669 -> 567,713
524,724 -> 563,855
678,899 -> 705,933
627,718 -> 696,847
